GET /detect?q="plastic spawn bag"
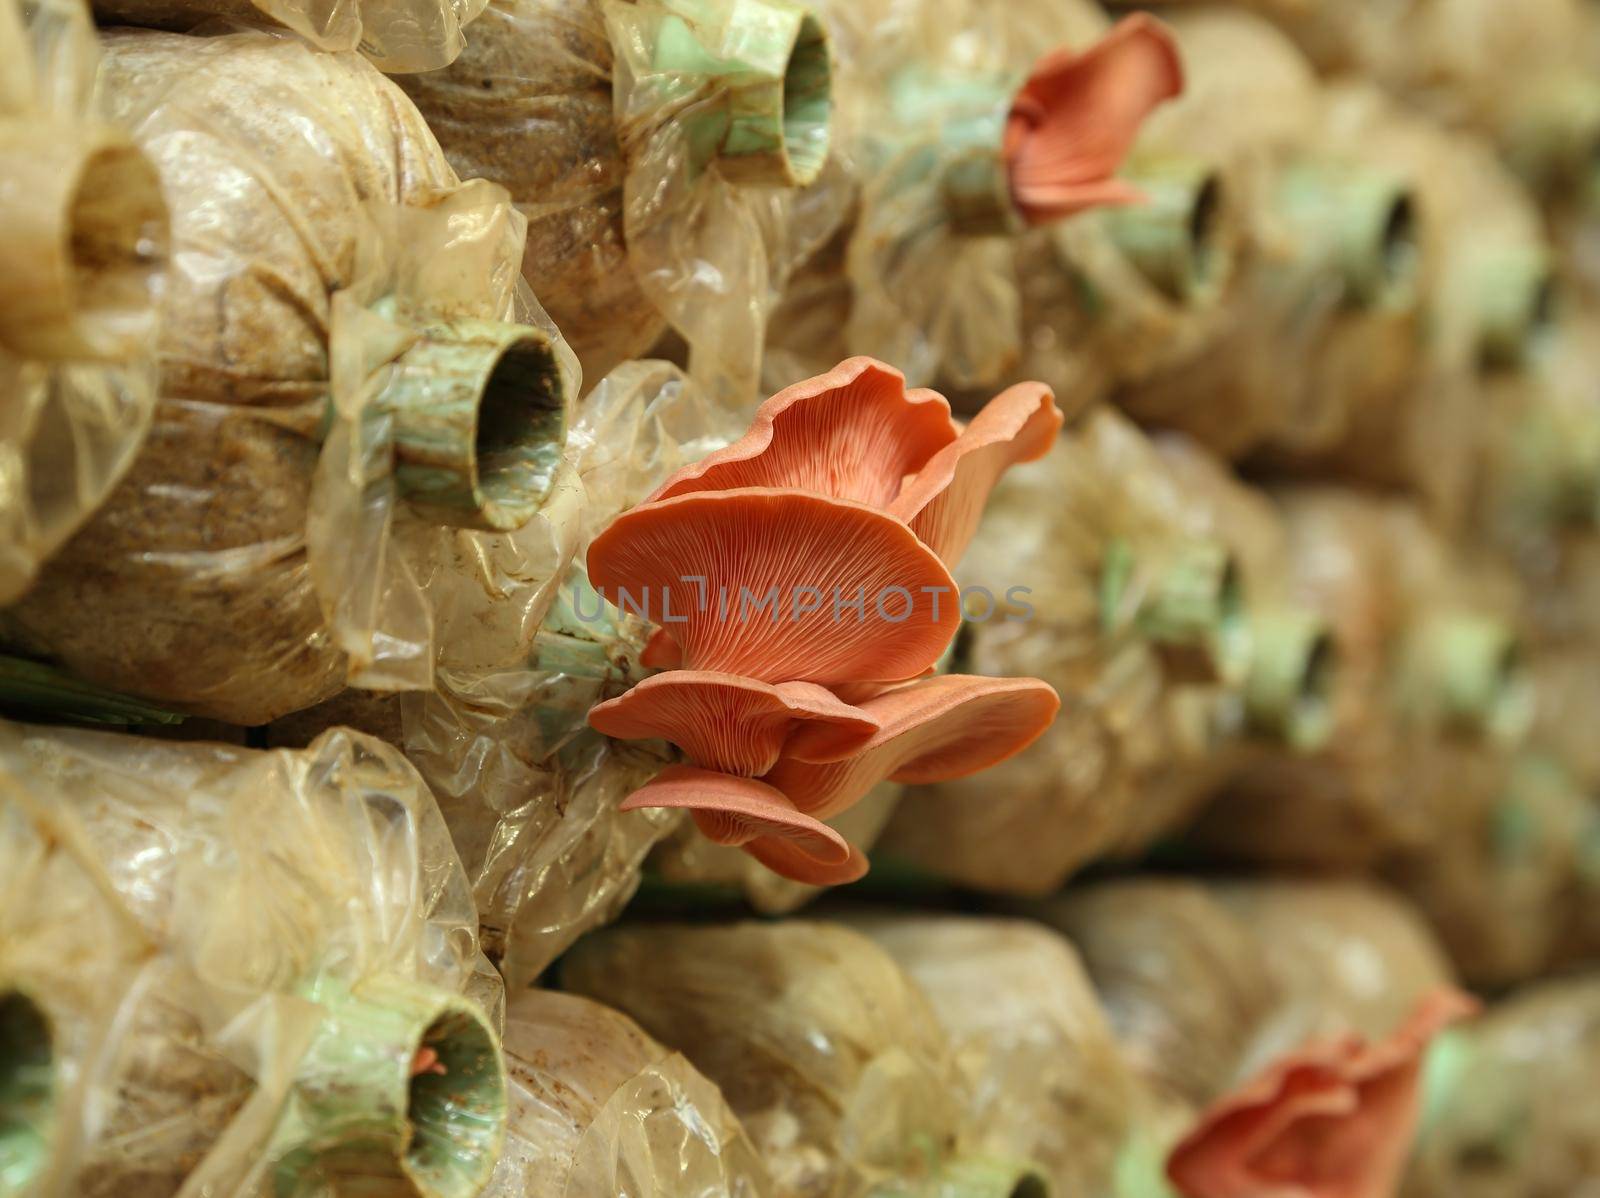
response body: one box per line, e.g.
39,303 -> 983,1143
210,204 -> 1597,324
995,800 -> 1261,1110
1189,490 -> 1527,869
271,360 -> 745,990
0,721 -> 508,1197
1405,975 -> 1600,1198
0,0 -> 168,609
562,920 -> 1044,1198
1110,14 -> 1432,465
1028,881 -> 1283,1116
879,409 -> 1247,894
1259,92 -> 1552,530
764,0 -> 1180,403
1103,435 -> 1344,858
88,0 -> 488,72
1024,9 -> 1309,439
397,0 -> 842,407
849,915 -> 1141,1198
1381,750 -> 1597,988
483,988 -> 770,1197
1208,879 -> 1459,1075
0,27 -> 578,726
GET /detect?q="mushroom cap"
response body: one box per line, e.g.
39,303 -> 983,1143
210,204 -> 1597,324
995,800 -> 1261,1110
588,488 -> 960,684
646,356 -> 958,509
588,671 -> 879,776
1166,988 -> 1480,1198
745,833 -> 870,887
1004,14 -> 1185,226
619,765 -> 852,861
766,674 -> 1061,820
890,380 -> 1062,567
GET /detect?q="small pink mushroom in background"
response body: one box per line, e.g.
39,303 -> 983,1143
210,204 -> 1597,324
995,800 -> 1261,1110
1004,15 -> 1186,226
1166,988 -> 1481,1198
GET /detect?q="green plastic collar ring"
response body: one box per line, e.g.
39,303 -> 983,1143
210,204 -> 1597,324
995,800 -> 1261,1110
1278,163 -> 1421,313
927,1156 -> 1053,1198
1105,157 -> 1232,305
380,318 -> 569,533
271,976 -> 507,1198
0,989 -> 54,1198
1141,539 -> 1250,686
653,0 -> 833,188
1416,613 -> 1533,743
1476,249 -> 1557,371
1245,608 -> 1338,750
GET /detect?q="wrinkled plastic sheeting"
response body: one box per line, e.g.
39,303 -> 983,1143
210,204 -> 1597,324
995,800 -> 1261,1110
0,27 -> 580,725
393,360 -> 745,988
483,988 -> 770,1197
90,0 -> 488,72
0,0 -> 162,607
880,410 -> 1230,894
563,921 -> 972,1198
853,915 -> 1139,1198
0,722 -> 500,1196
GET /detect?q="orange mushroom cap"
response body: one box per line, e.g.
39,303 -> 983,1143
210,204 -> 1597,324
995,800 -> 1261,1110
890,380 -> 1062,566
1003,15 -> 1185,227
618,765 -> 853,869
646,357 -> 959,509
587,488 -> 960,684
765,674 -> 1061,820
745,834 -> 871,886
1166,988 -> 1481,1198
588,671 -> 879,776
640,626 -> 685,670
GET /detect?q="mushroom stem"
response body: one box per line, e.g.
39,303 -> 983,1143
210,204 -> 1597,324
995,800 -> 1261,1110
0,989 -> 54,1198
1474,248 -> 1557,371
1277,162 -> 1420,312
378,317 -> 569,532
0,119 -> 167,362
1402,613 -> 1531,742
645,0 -> 832,187
1103,157 -> 1231,305
934,1156 -> 1053,1198
269,976 -> 506,1198
1245,608 -> 1337,750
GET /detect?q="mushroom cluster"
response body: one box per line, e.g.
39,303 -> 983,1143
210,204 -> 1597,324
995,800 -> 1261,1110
585,356 -> 1063,883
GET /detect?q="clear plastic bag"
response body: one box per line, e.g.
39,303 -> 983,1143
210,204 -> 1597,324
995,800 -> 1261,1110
0,0 -> 167,607
851,915 -> 1140,1198
761,0 -> 1180,402
483,988 -> 770,1197
1259,93 -> 1549,529
336,361 -> 743,989
1030,881 -> 1282,1115
1031,9 -> 1313,439
0,721 -> 506,1197
88,0 -> 489,72
562,920 -> 1032,1198
1192,491 -> 1527,869
1114,15 -> 1431,464
880,409 -> 1244,893
1406,975 -> 1600,1198
0,28 -> 576,725
400,0 -> 844,408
